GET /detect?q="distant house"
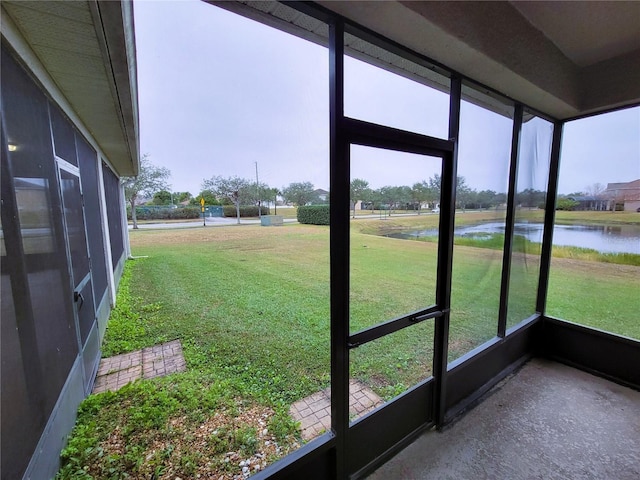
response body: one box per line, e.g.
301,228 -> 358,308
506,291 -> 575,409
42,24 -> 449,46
350,200 -> 363,211
602,179 -> 640,212
566,195 -> 608,211
314,188 -> 329,202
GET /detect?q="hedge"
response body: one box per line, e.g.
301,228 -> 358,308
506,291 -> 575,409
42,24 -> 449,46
222,205 -> 270,217
128,206 -> 201,220
297,205 -> 330,225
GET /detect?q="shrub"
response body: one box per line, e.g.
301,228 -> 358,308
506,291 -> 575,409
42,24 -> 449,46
297,205 -> 330,225
222,205 -> 270,217
556,198 -> 578,211
127,206 -> 201,220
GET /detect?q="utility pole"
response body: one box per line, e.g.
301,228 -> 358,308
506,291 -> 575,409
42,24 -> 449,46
255,161 -> 261,218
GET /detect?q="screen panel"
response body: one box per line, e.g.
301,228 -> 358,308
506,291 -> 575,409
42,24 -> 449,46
77,136 -> 108,301
506,114 -> 553,327
448,84 -> 514,360
102,163 -> 125,269
349,145 -> 441,333
1,46 -> 78,480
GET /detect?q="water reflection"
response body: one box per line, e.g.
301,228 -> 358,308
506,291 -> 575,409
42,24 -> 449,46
388,222 -> 640,254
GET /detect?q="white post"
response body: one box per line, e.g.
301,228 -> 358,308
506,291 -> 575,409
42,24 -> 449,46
97,158 -> 117,306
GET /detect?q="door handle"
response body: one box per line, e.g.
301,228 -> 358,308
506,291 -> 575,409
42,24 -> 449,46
74,291 -> 85,310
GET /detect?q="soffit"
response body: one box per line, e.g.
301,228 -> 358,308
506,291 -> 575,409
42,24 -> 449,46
510,1 -> 640,68
2,0 -> 139,176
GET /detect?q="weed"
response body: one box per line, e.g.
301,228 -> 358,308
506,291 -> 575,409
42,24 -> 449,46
268,409 -> 299,442
235,426 -> 259,455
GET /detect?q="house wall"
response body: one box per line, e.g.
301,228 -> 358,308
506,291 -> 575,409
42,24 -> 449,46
625,200 -> 640,212
1,42 -> 127,480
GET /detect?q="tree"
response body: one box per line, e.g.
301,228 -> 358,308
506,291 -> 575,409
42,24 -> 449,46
455,176 -> 473,212
428,174 -> 442,207
585,183 -> 605,198
152,190 -> 172,205
350,178 -> 369,218
190,190 -> 218,206
174,191 -> 193,203
265,187 -> 281,214
518,188 -> 546,208
122,154 -> 171,229
247,182 -> 273,209
411,181 -> 433,214
377,186 -> 396,212
202,176 -> 252,224
282,182 -> 319,206
425,174 -> 478,211
476,190 -> 499,209
392,185 -> 413,210
556,198 -> 578,211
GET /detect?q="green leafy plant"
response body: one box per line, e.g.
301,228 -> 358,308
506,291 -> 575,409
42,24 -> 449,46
297,205 -> 330,225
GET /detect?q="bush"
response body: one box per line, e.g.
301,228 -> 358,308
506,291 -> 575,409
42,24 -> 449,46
556,198 -> 578,211
127,206 -> 201,221
297,205 -> 330,225
222,205 -> 270,217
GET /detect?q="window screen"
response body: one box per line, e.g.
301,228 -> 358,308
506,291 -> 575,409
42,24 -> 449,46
1,46 -> 78,480
102,162 -> 125,269
77,136 -> 108,302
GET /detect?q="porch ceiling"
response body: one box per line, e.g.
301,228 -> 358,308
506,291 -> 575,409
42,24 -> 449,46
218,0 -> 640,120
318,0 -> 640,120
1,0 -> 139,176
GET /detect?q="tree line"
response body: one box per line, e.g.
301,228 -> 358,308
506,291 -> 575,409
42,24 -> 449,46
123,156 -> 560,228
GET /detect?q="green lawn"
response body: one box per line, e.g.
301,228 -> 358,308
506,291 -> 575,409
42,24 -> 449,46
58,220 -> 639,479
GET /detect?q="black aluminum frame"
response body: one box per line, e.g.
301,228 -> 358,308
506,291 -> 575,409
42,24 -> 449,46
498,104 -> 524,337
189,2 -> 640,479
246,2 -> 640,479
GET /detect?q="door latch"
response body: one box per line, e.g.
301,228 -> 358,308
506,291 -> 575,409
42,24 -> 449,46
74,291 -> 85,310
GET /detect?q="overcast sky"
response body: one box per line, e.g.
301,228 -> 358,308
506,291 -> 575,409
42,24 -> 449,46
135,1 -> 639,196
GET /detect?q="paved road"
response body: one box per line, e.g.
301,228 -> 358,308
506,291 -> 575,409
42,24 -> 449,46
128,211 -> 442,230
128,217 -> 298,229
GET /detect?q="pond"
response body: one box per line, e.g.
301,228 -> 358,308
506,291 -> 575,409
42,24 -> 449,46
389,221 -> 640,255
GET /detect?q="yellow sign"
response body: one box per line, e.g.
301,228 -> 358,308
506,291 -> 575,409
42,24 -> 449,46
201,207 -> 205,213
200,198 -> 205,206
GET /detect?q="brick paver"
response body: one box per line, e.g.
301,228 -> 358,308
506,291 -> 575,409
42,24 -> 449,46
92,340 -> 186,393
289,379 -> 384,440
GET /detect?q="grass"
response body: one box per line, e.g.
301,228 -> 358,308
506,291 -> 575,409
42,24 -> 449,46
508,209 -> 640,226
354,210 -> 506,235
554,210 -> 640,225
547,258 -> 640,337
58,219 -> 639,478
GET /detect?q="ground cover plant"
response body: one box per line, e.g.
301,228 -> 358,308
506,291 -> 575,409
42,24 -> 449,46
59,212 -> 639,478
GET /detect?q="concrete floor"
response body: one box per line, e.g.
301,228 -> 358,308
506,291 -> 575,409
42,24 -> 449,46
367,358 -> 640,480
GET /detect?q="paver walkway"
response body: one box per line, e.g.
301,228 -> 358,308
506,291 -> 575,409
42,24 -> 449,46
289,379 -> 384,440
92,340 -> 186,393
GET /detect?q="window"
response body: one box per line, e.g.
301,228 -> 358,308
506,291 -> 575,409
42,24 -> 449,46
547,107 -> 640,340
506,113 -> 553,328
449,84 -> 514,358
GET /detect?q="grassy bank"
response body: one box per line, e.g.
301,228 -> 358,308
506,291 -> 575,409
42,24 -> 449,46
353,210 -> 505,235
554,210 -> 640,225
355,210 -> 639,266
58,223 -> 639,479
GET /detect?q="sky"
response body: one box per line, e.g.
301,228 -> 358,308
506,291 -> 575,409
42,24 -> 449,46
135,1 -> 640,196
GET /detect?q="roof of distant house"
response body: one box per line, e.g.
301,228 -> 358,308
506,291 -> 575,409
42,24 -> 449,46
603,179 -> 640,200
